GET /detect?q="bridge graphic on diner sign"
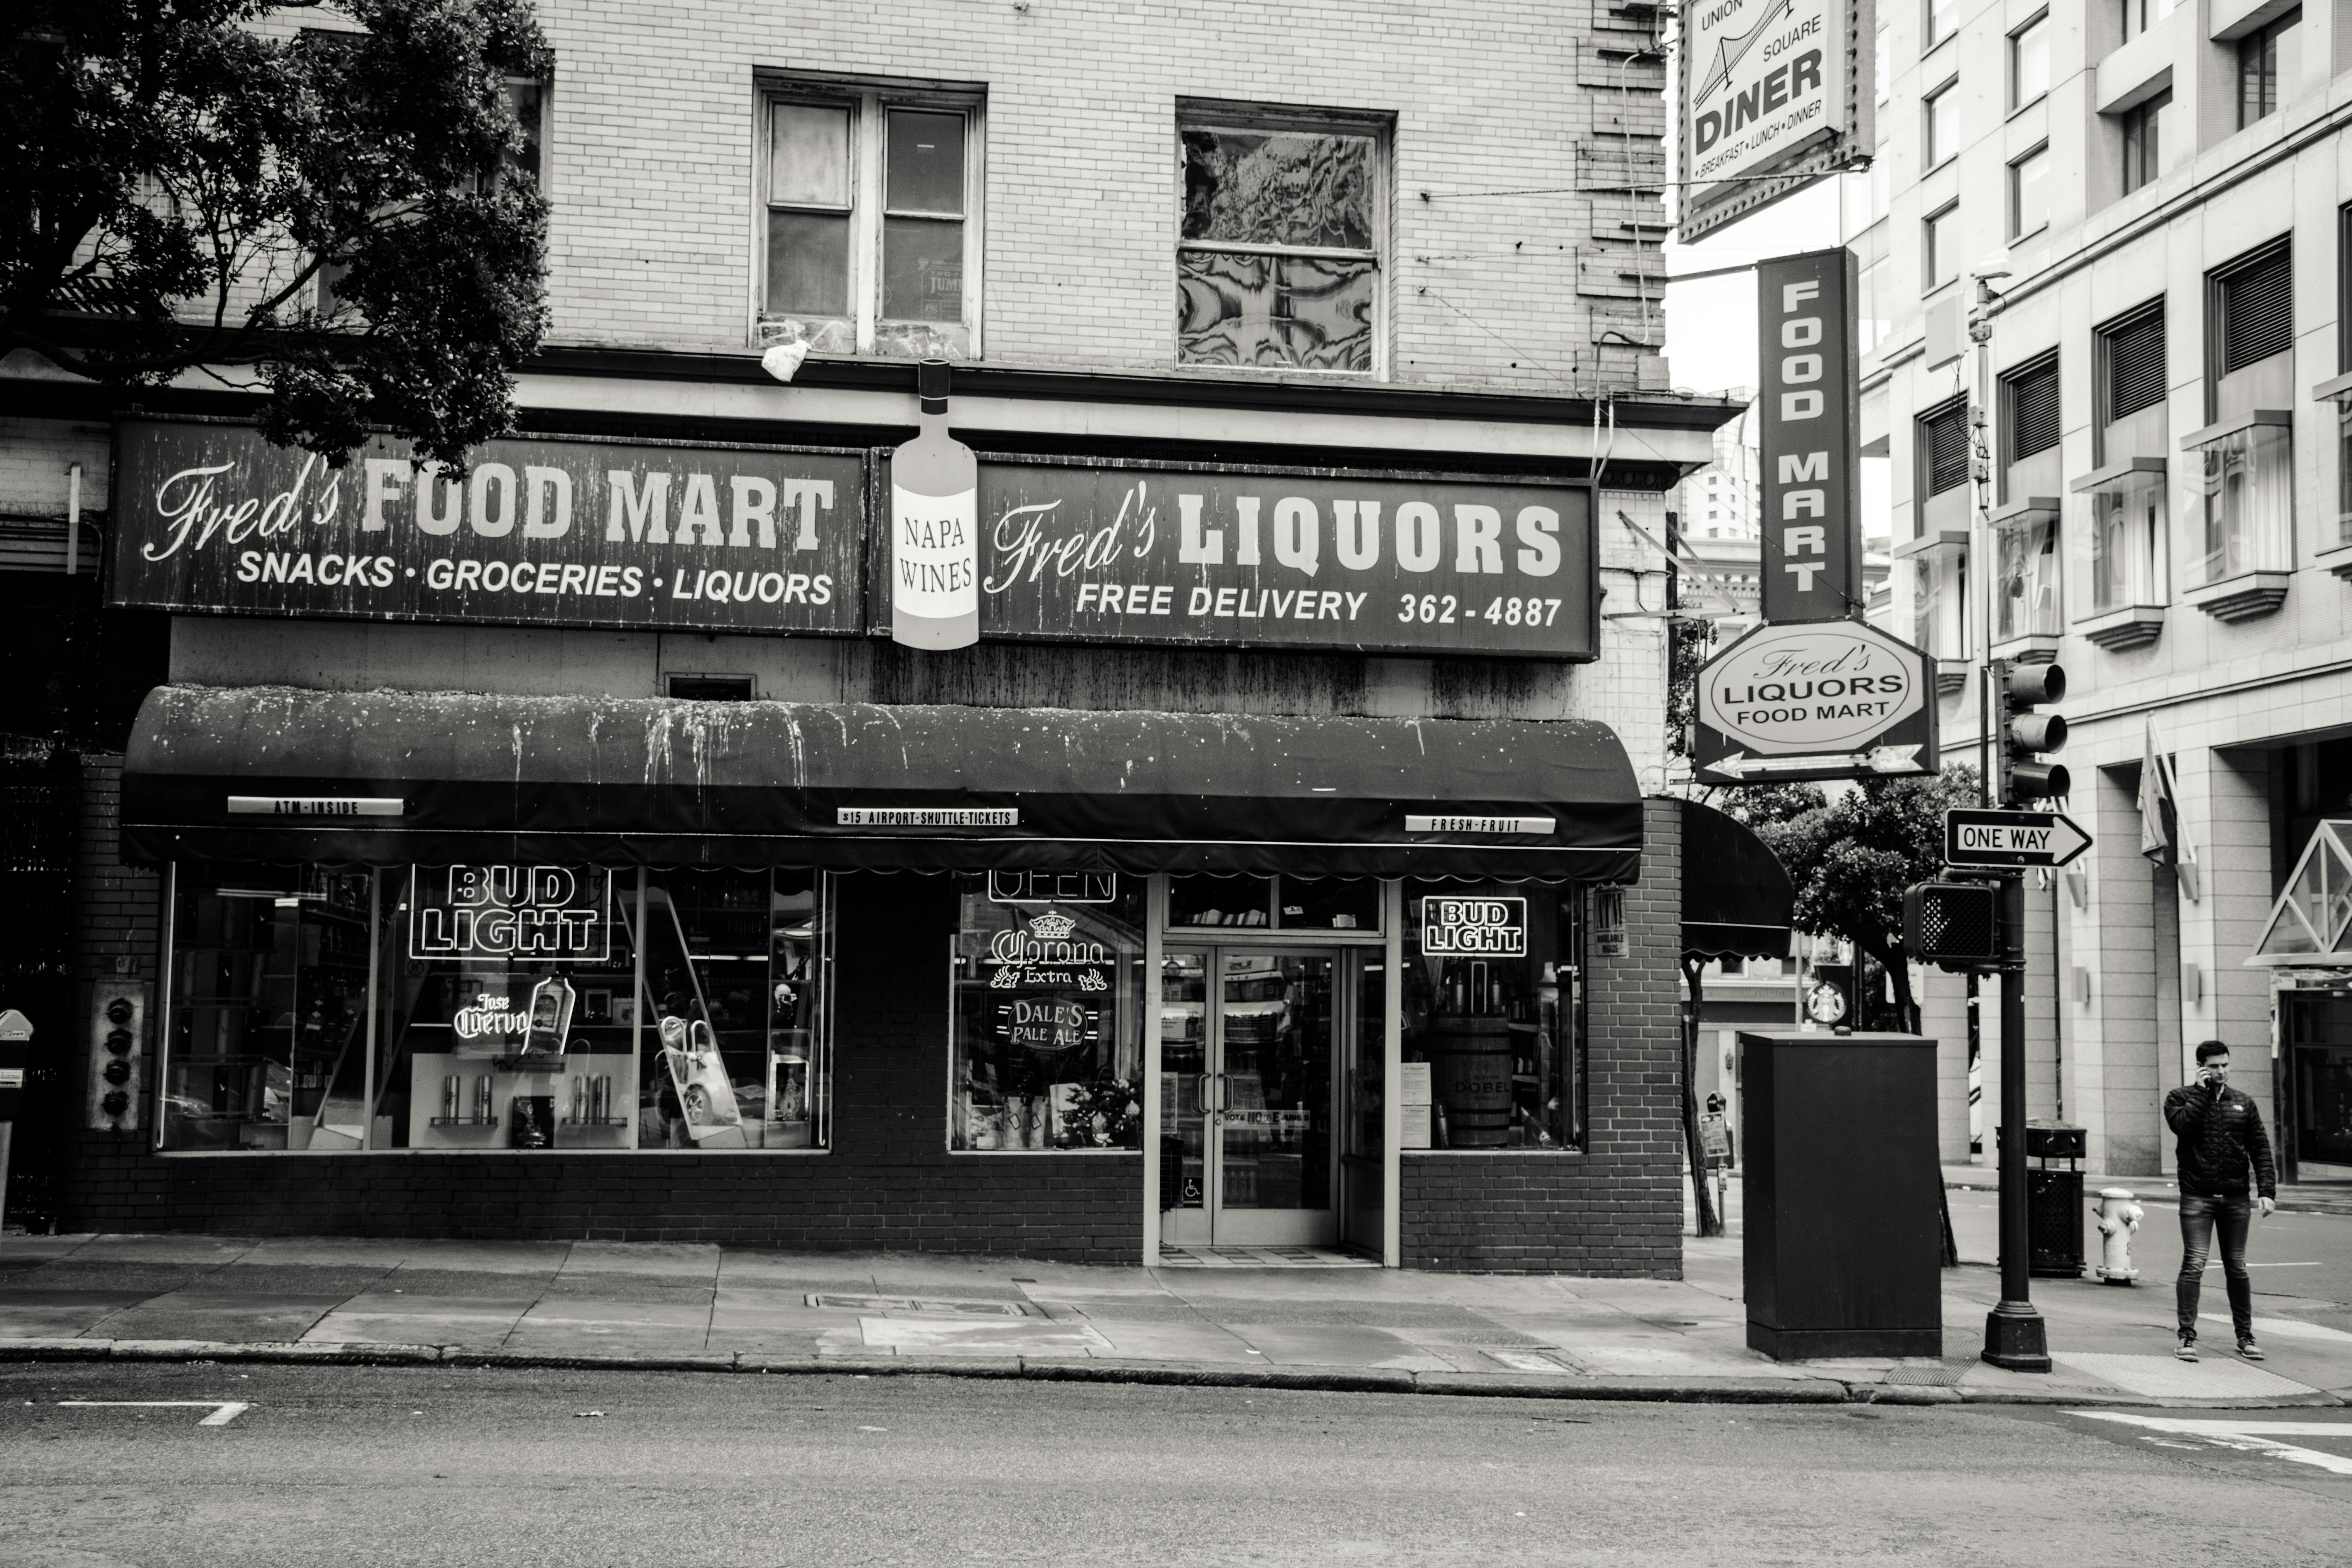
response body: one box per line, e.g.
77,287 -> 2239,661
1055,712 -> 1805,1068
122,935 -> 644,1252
1693,0 -> 1797,106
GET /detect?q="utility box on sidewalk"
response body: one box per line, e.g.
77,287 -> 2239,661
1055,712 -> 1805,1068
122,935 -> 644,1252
1739,1030 -> 1941,1360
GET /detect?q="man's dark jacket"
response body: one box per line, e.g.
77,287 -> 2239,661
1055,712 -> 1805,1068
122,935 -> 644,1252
2162,1080 -> 2278,1199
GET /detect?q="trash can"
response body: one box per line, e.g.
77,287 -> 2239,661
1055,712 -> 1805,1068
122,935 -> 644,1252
1739,1030 -> 1941,1360
2021,1121 -> 2085,1279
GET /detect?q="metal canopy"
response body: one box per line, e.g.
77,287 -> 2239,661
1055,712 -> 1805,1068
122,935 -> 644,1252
1680,798 -> 1794,960
122,686 -> 1643,881
2249,818 -> 2352,966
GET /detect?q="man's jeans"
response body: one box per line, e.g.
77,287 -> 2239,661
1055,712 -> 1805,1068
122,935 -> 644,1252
2177,1193 -> 2254,1341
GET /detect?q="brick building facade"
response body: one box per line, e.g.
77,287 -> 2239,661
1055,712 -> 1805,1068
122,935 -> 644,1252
3,2 -> 1732,1271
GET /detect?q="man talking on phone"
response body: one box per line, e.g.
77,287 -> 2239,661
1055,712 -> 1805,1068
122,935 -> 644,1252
2163,1040 -> 2278,1362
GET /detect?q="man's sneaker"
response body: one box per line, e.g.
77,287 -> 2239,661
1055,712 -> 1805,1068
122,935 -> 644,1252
2176,1336 -> 2199,1362
2238,1338 -> 2265,1361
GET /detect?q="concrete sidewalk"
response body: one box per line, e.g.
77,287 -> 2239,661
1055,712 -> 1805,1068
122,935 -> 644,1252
1943,1162 -> 2352,1216
4,1222 -> 2347,1408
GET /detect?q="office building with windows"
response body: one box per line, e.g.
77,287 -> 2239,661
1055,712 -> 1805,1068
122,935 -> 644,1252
0,2 -> 1761,1267
1863,0 -> 2352,1181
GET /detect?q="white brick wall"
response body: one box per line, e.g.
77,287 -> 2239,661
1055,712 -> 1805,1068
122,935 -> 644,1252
534,0 -> 1668,389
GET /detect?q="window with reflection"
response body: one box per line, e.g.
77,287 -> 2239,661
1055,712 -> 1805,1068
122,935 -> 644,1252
162,866 -> 375,1152
950,874 -> 1146,1152
1179,117 -> 1381,372
760,88 -> 980,361
1399,884 -> 1581,1151
159,864 -> 832,1153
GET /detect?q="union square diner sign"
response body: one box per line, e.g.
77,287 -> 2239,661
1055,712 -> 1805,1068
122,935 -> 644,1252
109,420 -> 865,634
1692,619 -> 1937,784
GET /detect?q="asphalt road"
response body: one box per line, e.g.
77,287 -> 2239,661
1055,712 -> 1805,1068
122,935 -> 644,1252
3,1363 -> 2346,1567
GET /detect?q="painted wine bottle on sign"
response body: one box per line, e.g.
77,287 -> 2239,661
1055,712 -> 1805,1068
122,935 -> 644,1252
891,358 -> 979,649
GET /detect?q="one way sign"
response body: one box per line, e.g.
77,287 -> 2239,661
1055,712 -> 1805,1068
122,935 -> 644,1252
1944,808 -> 2093,869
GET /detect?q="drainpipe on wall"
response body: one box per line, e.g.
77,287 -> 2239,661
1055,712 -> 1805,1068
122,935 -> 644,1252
65,463 -> 82,576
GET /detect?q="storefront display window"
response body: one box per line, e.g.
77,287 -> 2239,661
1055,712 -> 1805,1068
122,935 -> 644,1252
1400,882 -> 1581,1151
1168,875 -> 1380,932
950,874 -> 1146,1151
158,863 -> 832,1153
162,866 -> 375,1152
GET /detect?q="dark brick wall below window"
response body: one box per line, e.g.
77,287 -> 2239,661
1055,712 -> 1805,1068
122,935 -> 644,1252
49,868 -> 1144,1262
1398,797 -> 1683,1274
49,782 -> 1684,1275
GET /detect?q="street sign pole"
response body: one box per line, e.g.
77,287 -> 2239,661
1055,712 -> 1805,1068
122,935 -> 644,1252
1982,869 -> 2050,1371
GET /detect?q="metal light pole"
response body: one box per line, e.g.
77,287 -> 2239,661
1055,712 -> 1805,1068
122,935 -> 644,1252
1968,256 -> 2050,1372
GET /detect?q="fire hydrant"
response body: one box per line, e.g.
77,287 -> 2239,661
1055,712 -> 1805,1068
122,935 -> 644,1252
2093,1188 -> 2144,1285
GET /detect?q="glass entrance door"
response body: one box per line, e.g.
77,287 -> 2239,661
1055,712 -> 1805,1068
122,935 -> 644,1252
1161,949 -> 1338,1246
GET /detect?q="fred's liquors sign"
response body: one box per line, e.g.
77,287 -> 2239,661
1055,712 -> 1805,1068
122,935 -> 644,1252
1693,620 -> 1937,784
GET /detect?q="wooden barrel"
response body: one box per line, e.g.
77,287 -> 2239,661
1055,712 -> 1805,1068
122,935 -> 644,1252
1424,1016 -> 1514,1147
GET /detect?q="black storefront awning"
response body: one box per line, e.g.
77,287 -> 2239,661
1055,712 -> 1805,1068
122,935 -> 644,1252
123,686 -> 1642,881
1680,798 -> 1793,959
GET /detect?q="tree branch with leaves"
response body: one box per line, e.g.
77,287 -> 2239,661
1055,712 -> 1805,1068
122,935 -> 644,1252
1727,768 -> 1983,1034
4,0 -> 551,468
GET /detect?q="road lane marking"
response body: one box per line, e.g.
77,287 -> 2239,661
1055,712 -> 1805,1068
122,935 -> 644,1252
58,1400 -> 250,1426
2069,1412 -> 2352,1477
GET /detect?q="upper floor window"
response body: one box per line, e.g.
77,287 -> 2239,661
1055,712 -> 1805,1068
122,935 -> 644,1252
2193,242 -> 2296,588
2001,354 -> 2062,493
2210,238 -> 2294,420
2083,303 -> 2170,618
2010,15 -> 2051,110
1926,82 -> 1961,167
2120,90 -> 2169,195
759,85 -> 982,361
2096,300 -> 2168,460
1177,111 -> 1383,373
2009,146 -> 2051,239
2238,8 -> 2300,129
1925,203 -> 1960,293
1919,399 -> 1971,501
2121,0 -> 2178,41
1928,0 -> 1960,47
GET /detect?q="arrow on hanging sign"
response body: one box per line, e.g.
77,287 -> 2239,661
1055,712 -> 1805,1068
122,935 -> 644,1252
1703,745 -> 1933,783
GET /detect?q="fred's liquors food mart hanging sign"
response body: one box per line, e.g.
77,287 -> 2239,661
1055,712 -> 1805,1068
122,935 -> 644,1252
114,422 -> 1598,658
109,420 -> 865,635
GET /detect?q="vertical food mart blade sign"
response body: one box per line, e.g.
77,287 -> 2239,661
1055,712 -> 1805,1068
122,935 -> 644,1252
1756,248 -> 1861,624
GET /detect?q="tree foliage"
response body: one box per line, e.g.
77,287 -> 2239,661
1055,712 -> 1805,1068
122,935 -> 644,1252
1742,768 -> 1982,1028
3,0 -> 550,467
1663,618 -> 1715,762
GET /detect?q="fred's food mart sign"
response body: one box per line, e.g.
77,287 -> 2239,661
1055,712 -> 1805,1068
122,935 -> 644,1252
110,420 -> 1598,659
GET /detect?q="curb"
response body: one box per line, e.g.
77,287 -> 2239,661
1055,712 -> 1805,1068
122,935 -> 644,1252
3,1337 -> 2342,1409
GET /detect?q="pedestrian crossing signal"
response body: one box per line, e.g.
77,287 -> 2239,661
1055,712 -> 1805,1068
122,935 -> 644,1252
1904,881 -> 1998,972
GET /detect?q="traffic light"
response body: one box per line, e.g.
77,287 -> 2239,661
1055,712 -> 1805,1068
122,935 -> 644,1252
1997,660 -> 2069,805
1904,881 -> 2000,972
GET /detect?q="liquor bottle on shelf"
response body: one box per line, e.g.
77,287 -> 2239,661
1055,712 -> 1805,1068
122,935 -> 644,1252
527,974 -> 576,1057
890,358 -> 979,649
